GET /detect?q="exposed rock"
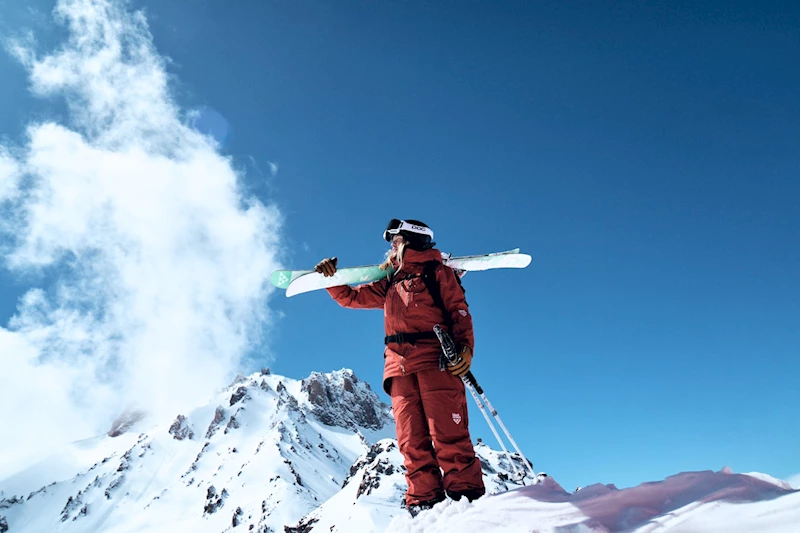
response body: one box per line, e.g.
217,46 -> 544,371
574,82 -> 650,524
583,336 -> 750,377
229,374 -> 248,387
225,415 -> 241,434
27,486 -> 48,500
345,441 -> 399,498
105,475 -> 125,499
478,456 -> 496,474
301,370 -> 390,430
0,515 -> 7,533
169,415 -> 195,441
206,407 -> 226,438
108,409 -> 147,437
283,459 -> 303,487
276,380 -> 300,412
230,386 -> 248,406
183,442 -> 210,479
204,486 -> 228,515
61,492 -> 83,522
356,459 -> 395,498
284,517 -> 318,533
0,496 -> 22,509
0,366 -> 555,533
303,379 -> 325,405
285,395 -> 300,411
232,506 -> 244,527
346,441 -> 396,484
474,442 -> 539,491
117,449 -> 134,472
342,376 -> 354,393
75,504 -> 88,520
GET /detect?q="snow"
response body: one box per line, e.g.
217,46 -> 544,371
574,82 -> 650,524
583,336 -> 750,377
386,470 -> 800,533
744,472 -> 795,491
0,432 -> 140,496
0,369 -> 390,533
1,368 -> 797,533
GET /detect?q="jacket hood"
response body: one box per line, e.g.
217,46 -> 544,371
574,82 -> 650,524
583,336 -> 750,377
400,247 -> 443,265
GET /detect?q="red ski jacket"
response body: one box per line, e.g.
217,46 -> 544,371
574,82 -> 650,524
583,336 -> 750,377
326,247 -> 474,394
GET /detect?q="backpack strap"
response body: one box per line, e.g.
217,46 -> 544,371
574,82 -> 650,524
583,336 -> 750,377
421,261 -> 453,331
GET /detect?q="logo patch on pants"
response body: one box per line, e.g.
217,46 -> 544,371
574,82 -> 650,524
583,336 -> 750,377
452,413 -> 462,425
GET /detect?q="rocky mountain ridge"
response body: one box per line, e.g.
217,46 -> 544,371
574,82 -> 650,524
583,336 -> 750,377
0,368 -> 532,533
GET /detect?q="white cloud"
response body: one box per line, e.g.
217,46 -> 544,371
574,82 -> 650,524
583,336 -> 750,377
788,473 -> 800,490
0,0 -> 282,475
0,149 -> 21,201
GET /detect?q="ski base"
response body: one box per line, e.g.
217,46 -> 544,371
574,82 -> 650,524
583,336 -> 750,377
271,249 -> 531,297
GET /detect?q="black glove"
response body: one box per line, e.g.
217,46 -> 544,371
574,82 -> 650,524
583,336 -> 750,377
315,257 -> 338,277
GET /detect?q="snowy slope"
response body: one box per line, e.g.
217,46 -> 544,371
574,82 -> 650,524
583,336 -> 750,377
287,439 -> 541,532
0,369 -> 397,533
384,469 -> 800,533
1,368 -> 797,533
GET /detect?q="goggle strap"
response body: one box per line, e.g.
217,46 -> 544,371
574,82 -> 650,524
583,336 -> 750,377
385,220 -> 434,240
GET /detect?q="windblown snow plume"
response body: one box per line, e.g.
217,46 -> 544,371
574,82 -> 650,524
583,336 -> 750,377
0,0 -> 281,474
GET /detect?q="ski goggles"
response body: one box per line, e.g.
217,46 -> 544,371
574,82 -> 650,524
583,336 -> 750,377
382,219 -> 434,242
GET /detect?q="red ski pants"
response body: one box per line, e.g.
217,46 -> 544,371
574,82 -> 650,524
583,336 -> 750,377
390,367 -> 485,505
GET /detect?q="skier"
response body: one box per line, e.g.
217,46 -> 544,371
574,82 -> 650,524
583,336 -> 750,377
314,219 -> 485,515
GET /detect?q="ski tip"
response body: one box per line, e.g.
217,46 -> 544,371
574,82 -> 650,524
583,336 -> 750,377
269,270 -> 288,288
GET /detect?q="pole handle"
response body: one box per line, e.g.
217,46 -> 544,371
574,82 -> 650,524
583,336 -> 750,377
464,371 -> 483,394
434,324 -> 484,393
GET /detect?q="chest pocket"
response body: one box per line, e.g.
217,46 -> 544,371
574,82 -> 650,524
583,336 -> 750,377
392,276 -> 427,307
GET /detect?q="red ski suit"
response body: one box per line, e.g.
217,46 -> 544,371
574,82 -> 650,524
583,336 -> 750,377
326,247 -> 485,505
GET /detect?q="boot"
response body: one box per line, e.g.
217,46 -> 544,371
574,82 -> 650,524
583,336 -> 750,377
446,487 -> 485,502
407,494 -> 445,517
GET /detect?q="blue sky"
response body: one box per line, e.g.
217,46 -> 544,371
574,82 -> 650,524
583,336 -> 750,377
0,0 -> 798,492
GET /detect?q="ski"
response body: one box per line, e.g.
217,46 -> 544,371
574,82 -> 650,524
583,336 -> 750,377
271,249 -> 531,297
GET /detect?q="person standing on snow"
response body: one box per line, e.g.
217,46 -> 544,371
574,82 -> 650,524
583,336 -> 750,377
314,219 -> 485,514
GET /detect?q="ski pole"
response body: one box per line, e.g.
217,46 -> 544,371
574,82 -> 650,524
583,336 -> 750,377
463,378 -> 525,482
454,361 -> 522,480
433,325 -> 537,483
475,388 -> 537,480
433,325 -> 528,483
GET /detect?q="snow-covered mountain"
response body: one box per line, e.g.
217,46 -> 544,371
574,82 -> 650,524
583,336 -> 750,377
0,368 -> 531,533
1,368 -> 797,533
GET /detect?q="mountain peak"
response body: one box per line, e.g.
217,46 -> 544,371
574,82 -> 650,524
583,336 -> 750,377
301,368 -> 391,431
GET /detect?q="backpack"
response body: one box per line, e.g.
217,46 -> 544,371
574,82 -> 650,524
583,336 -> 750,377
420,260 -> 466,331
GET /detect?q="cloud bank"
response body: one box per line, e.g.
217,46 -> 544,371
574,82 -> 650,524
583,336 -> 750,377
0,0 -> 281,474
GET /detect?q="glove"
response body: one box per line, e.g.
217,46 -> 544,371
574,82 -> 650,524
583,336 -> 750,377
314,257 -> 338,277
448,346 -> 472,377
